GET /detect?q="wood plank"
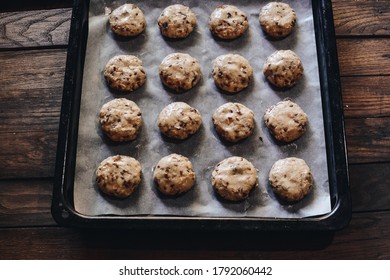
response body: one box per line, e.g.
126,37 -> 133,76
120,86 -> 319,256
337,39 -> 390,76
0,8 -> 71,48
0,210 -> 389,259
345,117 -> 390,164
0,179 -> 55,227
0,131 -> 58,178
341,76 -> 390,118
0,49 -> 65,178
350,162 -> 390,212
332,0 -> 390,36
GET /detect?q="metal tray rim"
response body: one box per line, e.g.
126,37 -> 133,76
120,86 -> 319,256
51,0 -> 351,231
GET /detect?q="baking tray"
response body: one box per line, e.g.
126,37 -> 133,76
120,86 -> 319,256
52,0 -> 351,230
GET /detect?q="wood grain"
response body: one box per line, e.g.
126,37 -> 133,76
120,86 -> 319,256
0,9 -> 71,48
0,50 -> 65,178
332,1 -> 390,36
0,210 -> 389,259
350,162 -> 390,212
341,76 -> 390,118
337,39 -> 390,76
0,179 -> 54,227
345,117 -> 390,164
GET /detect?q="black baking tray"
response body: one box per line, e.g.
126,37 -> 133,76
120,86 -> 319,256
52,0 -> 351,231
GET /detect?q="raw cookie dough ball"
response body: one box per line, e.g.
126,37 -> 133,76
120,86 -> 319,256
264,99 -> 308,143
158,4 -> 197,39
153,153 -> 196,195
159,53 -> 201,92
109,4 -> 146,37
212,156 -> 258,201
212,54 -> 253,93
209,5 -> 249,39
99,98 -> 142,142
104,55 -> 146,92
158,102 -> 202,140
269,157 -> 313,202
212,102 -> 255,142
263,50 -> 304,88
259,2 -> 297,39
96,155 -> 142,199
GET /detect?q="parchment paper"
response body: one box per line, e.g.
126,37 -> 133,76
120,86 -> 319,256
74,0 -> 332,218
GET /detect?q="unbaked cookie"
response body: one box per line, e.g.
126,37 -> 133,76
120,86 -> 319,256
96,155 -> 142,199
264,99 -> 308,143
212,156 -> 258,201
209,5 -> 249,39
158,4 -> 197,39
259,2 -> 297,39
269,157 -> 313,202
159,53 -> 201,92
99,98 -> 142,142
212,54 -> 253,93
158,102 -> 202,140
212,102 -> 255,142
153,153 -> 196,195
109,4 -> 146,37
263,50 -> 304,88
104,55 -> 146,92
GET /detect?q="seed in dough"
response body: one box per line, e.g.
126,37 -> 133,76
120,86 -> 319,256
159,53 -> 201,92
153,154 -> 196,195
212,156 -> 258,201
157,102 -> 202,140
104,55 -> 146,92
158,4 -> 197,39
263,50 -> 304,89
109,4 -> 146,37
209,5 -> 249,39
212,54 -> 253,93
269,157 -> 313,202
212,102 -> 255,142
264,99 -> 308,143
259,2 -> 297,39
96,155 -> 142,199
99,98 -> 142,142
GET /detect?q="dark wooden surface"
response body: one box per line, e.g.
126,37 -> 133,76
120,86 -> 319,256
0,1 -> 389,259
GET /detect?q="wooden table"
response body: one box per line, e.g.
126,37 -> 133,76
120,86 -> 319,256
0,1 -> 389,259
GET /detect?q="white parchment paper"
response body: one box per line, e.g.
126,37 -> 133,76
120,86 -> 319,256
74,0 -> 331,218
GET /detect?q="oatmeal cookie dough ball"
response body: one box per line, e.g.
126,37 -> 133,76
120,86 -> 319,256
264,99 -> 308,143
157,102 -> 202,140
96,155 -> 142,199
99,98 -> 142,142
212,102 -> 255,142
153,154 -> 196,195
212,156 -> 258,201
269,157 -> 313,202
209,5 -> 249,39
104,55 -> 146,92
159,53 -> 201,92
212,54 -> 253,93
263,50 -> 304,89
109,4 -> 146,37
158,4 -> 197,39
259,2 -> 297,39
